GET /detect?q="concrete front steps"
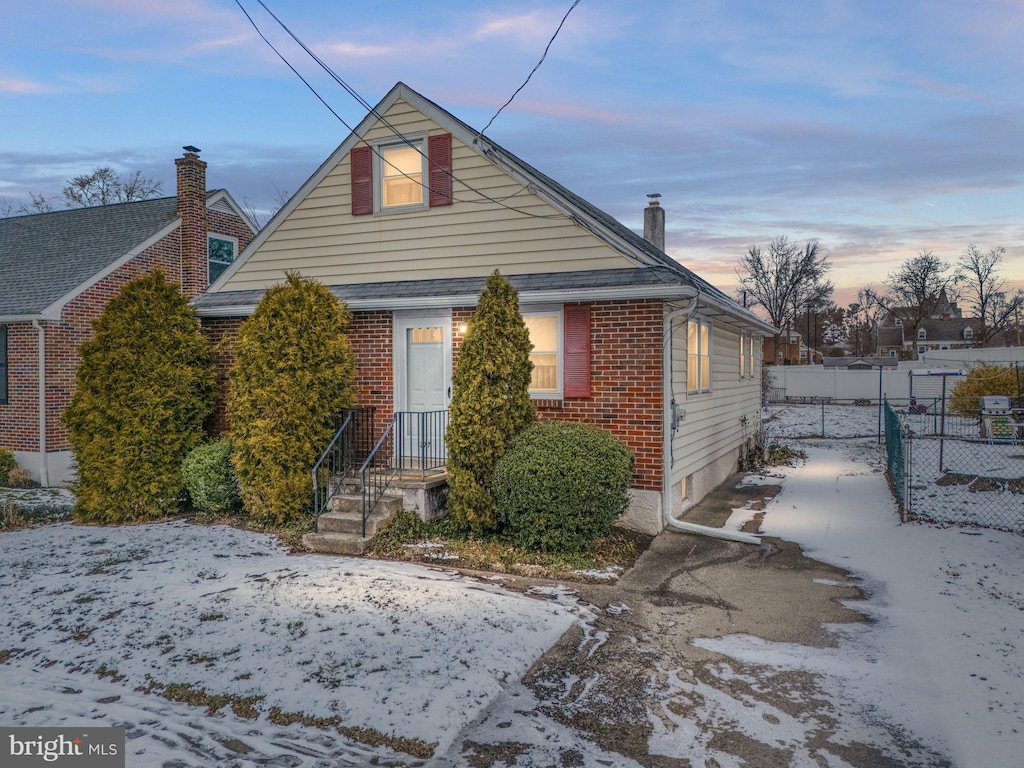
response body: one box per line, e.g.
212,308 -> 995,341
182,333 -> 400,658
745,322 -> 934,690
301,493 -> 402,556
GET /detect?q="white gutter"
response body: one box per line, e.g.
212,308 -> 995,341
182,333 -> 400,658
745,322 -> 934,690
662,300 -> 762,545
31,320 -> 49,487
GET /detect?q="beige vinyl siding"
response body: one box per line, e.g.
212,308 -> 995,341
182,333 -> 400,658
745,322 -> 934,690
220,98 -> 635,292
669,315 -> 762,486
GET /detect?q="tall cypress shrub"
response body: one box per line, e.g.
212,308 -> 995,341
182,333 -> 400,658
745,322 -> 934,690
64,272 -> 216,523
228,273 -> 356,526
446,271 -> 535,533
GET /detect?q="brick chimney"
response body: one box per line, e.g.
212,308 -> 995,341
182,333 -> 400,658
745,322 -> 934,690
643,193 -> 665,252
176,146 -> 208,297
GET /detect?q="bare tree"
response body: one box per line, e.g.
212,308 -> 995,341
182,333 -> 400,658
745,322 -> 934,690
241,183 -> 290,230
869,251 -> 958,338
957,244 -> 1024,346
62,166 -> 162,208
845,289 -> 886,356
737,236 -> 833,363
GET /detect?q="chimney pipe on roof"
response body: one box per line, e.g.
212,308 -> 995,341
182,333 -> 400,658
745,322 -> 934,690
643,193 -> 665,252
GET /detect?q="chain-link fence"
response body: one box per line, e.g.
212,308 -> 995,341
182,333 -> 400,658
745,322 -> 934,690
763,398 -> 894,441
884,399 -> 1024,534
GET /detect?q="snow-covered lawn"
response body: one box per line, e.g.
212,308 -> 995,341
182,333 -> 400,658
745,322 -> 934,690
704,439 -> 1024,768
0,521 -> 579,764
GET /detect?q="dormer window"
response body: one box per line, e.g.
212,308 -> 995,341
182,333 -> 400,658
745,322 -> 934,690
917,328 -> 926,340
208,235 -> 237,283
894,318 -> 902,326
964,327 -> 973,340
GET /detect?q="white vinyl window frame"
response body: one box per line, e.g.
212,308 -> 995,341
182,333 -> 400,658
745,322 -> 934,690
687,318 -> 712,395
521,305 -> 563,399
374,134 -> 428,214
746,333 -> 756,380
207,234 -> 238,284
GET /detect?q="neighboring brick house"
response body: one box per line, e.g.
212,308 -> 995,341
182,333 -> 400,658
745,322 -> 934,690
194,83 -> 774,535
0,149 -> 257,485
875,290 -> 983,359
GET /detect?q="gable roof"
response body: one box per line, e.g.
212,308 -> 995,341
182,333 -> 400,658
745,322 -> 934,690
205,82 -> 773,333
0,191 -> 244,320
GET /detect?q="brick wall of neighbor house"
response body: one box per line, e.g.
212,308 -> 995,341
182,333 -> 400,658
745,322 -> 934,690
0,322 -> 41,452
201,316 -> 245,436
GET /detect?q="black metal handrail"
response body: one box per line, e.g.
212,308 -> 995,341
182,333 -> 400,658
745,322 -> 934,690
311,407 -> 376,532
357,410 -> 449,536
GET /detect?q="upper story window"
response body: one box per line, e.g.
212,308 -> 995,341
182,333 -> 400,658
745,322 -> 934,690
687,319 -> 712,394
917,328 -> 926,340
894,318 -> 902,326
377,138 -> 426,211
523,311 -> 562,397
964,327 -> 973,340
208,235 -> 237,283
0,325 -> 8,405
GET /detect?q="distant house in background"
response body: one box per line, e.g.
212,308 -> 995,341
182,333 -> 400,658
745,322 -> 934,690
822,356 -> 898,371
875,290 -> 983,359
763,331 -> 821,365
0,149 -> 257,484
193,82 -> 774,535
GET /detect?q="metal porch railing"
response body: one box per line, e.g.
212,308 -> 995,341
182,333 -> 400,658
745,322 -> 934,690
311,407 -> 376,532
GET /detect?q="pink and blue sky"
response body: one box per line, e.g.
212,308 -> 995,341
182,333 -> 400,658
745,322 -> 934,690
2,0 -> 1022,304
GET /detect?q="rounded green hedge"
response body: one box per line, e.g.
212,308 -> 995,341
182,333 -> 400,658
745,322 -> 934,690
492,421 -> 634,552
182,439 -> 240,517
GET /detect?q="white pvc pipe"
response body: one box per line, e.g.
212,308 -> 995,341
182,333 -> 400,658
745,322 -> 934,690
32,319 -> 49,487
661,301 -> 762,546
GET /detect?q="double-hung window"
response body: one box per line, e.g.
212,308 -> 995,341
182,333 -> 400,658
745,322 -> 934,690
377,138 -> 426,211
0,325 -> 7,405
523,311 -> 562,397
208,235 -> 237,283
687,319 -> 712,394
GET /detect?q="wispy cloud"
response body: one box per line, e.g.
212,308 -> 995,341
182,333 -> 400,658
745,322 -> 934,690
322,41 -> 397,59
473,11 -> 556,44
0,77 -> 55,94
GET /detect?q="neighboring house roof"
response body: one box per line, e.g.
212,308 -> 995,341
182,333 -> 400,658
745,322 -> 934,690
0,190 -> 249,320
876,326 -> 905,348
918,317 -> 979,341
822,356 -> 898,368
201,82 -> 774,334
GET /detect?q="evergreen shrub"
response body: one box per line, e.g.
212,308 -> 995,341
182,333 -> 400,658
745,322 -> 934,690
492,421 -> 634,553
950,363 -> 1018,417
182,439 -> 240,516
0,449 -> 16,485
63,272 -> 216,523
445,271 -> 535,533
228,273 -> 356,526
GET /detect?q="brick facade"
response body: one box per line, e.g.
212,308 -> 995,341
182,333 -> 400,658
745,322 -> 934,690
201,298 -> 665,491
0,175 -> 255,475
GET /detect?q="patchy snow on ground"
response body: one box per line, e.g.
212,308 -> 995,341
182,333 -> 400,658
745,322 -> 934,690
0,521 -> 579,764
764,402 -> 883,439
699,439 -> 1024,768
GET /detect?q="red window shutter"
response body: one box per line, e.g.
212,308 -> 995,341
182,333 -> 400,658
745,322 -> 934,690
350,145 -> 373,215
428,133 -> 453,207
563,303 -> 591,398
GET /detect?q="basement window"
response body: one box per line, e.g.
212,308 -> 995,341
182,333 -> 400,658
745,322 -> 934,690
208,235 -> 237,283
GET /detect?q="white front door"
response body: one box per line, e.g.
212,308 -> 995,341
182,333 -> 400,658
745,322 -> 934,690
394,312 -> 452,463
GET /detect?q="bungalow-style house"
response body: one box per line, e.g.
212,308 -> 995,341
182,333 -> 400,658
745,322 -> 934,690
0,149 -> 257,484
193,83 -> 774,535
876,289 -> 982,359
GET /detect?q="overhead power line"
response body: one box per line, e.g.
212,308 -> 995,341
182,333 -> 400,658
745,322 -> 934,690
237,0 -> 570,220
479,0 -> 582,136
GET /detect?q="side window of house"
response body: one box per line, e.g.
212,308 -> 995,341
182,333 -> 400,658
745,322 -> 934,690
739,334 -> 746,378
0,325 -> 7,405
523,312 -> 561,396
378,139 -> 426,209
687,319 -> 712,394
208,235 -> 237,283
746,334 -> 755,379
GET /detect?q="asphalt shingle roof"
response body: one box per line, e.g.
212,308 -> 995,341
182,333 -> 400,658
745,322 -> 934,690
192,267 -> 686,312
0,192 -> 226,317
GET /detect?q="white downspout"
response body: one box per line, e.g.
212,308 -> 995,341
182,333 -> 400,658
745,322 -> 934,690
662,302 -> 761,545
32,319 -> 49,487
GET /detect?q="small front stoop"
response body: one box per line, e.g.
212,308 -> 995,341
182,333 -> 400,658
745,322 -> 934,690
302,493 -> 403,556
